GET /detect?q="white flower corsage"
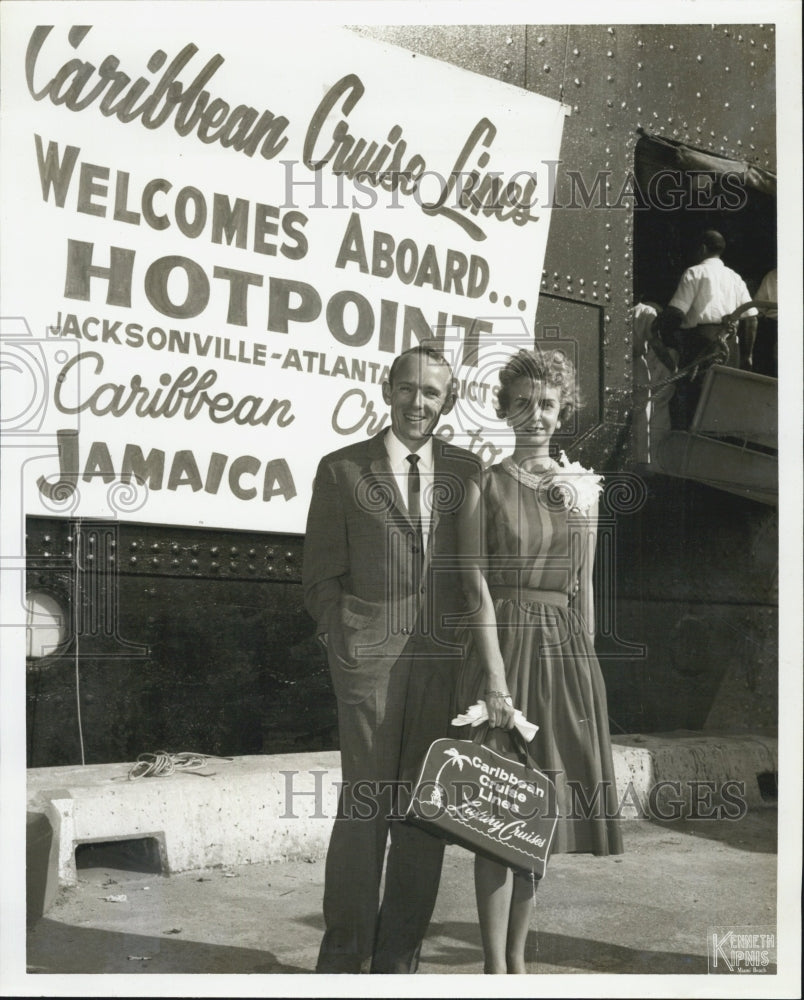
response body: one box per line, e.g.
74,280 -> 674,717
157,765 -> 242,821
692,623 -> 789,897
543,452 -> 603,514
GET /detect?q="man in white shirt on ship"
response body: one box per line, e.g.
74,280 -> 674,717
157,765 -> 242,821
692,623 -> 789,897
656,229 -> 758,427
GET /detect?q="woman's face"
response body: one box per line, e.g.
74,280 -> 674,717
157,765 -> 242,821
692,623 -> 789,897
505,376 -> 563,447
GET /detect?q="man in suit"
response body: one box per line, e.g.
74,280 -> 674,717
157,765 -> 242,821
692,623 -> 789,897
303,344 -> 481,974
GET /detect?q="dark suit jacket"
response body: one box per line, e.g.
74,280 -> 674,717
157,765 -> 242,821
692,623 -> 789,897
302,431 -> 481,704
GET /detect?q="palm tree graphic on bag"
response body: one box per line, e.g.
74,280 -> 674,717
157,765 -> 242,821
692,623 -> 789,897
428,747 -> 474,808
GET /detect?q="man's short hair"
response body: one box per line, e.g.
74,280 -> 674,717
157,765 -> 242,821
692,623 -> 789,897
387,344 -> 454,387
701,229 -> 726,255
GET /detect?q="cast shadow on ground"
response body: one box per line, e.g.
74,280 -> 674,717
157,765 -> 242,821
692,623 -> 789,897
647,808 -> 777,853
27,919 -> 309,974
291,913 -> 705,975
423,919 -> 707,974
29,914 -> 777,976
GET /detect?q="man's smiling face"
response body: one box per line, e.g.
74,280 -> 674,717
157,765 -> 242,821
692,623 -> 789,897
382,353 -> 455,451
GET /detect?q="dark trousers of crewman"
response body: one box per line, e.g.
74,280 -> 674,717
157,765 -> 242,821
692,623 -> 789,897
670,325 -> 740,429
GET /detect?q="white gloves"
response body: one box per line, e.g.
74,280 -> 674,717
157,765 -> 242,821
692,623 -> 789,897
452,701 -> 539,742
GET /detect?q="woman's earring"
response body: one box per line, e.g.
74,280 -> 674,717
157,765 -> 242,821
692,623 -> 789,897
556,420 -> 562,429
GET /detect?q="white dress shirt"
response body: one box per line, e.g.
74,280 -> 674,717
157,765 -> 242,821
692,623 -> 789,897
669,256 -> 757,328
384,429 -> 434,551
756,268 -> 777,319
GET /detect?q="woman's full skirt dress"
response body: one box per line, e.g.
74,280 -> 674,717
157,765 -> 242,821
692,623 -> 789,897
455,460 -> 624,856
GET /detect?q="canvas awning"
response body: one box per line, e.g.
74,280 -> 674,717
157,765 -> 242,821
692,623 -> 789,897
635,129 -> 777,199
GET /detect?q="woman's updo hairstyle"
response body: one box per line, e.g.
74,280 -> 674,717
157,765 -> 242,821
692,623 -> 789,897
494,348 -> 580,423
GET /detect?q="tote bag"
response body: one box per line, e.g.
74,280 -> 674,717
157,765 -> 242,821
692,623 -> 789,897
406,725 -> 559,879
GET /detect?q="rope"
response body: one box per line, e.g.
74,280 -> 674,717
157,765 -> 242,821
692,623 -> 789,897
648,331 -> 734,393
74,521 -> 86,766
127,751 -> 234,781
645,296 -> 774,394
559,26 -> 571,104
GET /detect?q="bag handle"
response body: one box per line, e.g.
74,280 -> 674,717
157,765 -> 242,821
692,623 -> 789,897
471,722 -> 541,775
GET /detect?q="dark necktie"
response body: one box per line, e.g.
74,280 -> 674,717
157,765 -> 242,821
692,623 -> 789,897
406,453 -> 424,556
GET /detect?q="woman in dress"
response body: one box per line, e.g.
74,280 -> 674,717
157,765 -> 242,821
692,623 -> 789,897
456,348 -> 623,974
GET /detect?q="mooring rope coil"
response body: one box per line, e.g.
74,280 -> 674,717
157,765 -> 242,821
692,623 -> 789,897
127,751 -> 234,780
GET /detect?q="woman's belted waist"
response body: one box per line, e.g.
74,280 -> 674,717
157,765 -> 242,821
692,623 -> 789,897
489,586 -> 568,608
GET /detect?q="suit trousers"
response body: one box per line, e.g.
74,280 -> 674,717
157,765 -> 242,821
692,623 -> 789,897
316,636 -> 457,974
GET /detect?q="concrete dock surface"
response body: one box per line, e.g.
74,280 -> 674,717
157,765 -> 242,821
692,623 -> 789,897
19,806 -> 798,995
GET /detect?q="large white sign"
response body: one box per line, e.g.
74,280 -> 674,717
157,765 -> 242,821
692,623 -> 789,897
1,7 -> 566,533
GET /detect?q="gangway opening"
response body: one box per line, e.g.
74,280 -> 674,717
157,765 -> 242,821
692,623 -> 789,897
632,132 -> 777,503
